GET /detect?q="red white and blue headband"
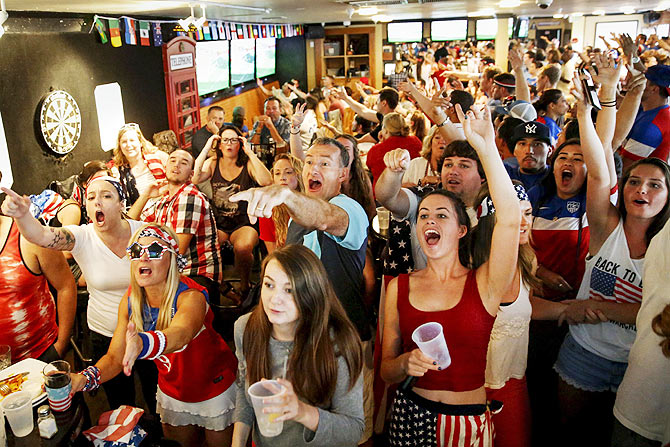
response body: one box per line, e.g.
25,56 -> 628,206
85,175 -> 127,203
477,184 -> 529,219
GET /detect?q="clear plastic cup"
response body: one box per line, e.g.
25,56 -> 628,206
248,380 -> 286,437
376,207 -> 390,232
412,322 -> 452,369
1,391 -> 34,437
43,360 -> 72,412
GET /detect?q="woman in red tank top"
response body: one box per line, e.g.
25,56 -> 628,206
380,104 -> 522,447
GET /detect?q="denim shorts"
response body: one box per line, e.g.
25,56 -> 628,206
553,333 -> 628,392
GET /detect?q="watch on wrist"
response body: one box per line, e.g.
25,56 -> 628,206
631,56 -> 640,64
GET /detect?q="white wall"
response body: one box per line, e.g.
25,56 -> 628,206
571,14 -> 644,51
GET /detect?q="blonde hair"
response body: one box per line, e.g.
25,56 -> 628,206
128,224 -> 182,331
420,126 -> 441,160
113,125 -> 159,167
271,154 -> 304,247
382,112 -> 410,137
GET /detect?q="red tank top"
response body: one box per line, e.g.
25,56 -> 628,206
397,270 -> 495,391
0,222 -> 58,361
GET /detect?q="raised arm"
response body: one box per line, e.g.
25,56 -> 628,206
591,53 -> 622,190
333,88 -> 379,123
456,104 -> 521,313
1,188 -> 75,251
510,47 -> 531,103
290,103 -> 307,160
612,68 -> 647,150
572,73 -> 620,253
256,78 -> 272,96
241,136 -> 272,186
375,149 -> 412,217
192,134 -> 219,184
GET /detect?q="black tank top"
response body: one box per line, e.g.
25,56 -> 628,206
210,160 -> 257,233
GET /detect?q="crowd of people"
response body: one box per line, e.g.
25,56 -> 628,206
1,30 -> 670,447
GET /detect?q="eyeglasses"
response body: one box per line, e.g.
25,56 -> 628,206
220,137 -> 240,145
127,241 -> 173,260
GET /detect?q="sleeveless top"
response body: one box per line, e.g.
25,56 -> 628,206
210,160 -> 257,233
485,276 -> 532,389
397,271 -> 495,391
128,277 -> 237,403
0,222 -> 58,361
570,219 -> 644,363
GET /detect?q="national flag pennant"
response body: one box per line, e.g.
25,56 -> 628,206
138,21 -> 150,46
261,24 -> 267,38
270,25 -> 275,37
108,18 -> 122,47
151,22 -> 163,46
194,25 -> 204,40
247,24 -> 253,38
230,22 -> 237,39
124,18 -> 137,45
94,17 -> 108,44
210,21 -> 219,40
253,25 -> 259,39
223,22 -> 231,40
236,24 -> 244,39
589,268 -> 643,304
202,21 -> 211,40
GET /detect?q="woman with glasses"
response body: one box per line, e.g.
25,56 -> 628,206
0,177 -> 155,412
109,123 -> 169,207
192,125 -> 272,301
70,224 -> 238,447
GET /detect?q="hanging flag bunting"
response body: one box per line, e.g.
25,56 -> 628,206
253,25 -> 259,39
247,24 -> 253,38
94,17 -> 108,44
202,21 -> 211,40
152,22 -> 163,46
194,25 -> 203,40
270,25 -> 276,38
210,21 -> 218,40
261,25 -> 267,38
218,21 -> 226,39
138,21 -> 150,46
224,22 -> 231,40
124,18 -> 137,45
242,25 -> 249,39
108,18 -> 123,47
236,24 -> 244,39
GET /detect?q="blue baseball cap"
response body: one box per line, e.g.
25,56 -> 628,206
645,64 -> 670,95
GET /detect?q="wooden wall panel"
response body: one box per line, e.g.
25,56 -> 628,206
199,81 -> 280,127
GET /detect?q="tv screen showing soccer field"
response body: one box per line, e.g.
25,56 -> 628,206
431,20 -> 468,41
256,38 -> 276,78
196,41 -> 229,95
230,38 -> 256,85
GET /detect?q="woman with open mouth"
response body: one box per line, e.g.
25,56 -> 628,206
551,68 -> 670,445
0,175 -> 154,413
70,224 -> 238,447
380,103 -> 521,447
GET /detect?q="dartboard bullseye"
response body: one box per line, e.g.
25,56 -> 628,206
39,90 -> 82,155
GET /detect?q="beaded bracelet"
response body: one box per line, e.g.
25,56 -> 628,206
138,330 -> 166,360
81,366 -> 101,392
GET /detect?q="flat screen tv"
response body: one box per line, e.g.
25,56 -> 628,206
195,41 -> 230,95
256,37 -> 276,78
431,20 -> 468,41
517,18 -> 529,38
230,38 -> 256,85
476,18 -> 514,40
387,22 -> 423,43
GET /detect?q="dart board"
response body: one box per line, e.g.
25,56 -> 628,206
39,90 -> 82,155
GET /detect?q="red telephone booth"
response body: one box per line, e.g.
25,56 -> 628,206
162,36 -> 201,151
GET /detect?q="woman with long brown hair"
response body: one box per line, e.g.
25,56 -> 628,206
232,244 -> 364,447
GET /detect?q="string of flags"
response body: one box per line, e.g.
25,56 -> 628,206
90,14 -> 304,48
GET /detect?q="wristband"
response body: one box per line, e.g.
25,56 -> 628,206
137,330 -> 166,360
436,119 -> 449,127
290,130 -> 300,135
81,366 -> 101,392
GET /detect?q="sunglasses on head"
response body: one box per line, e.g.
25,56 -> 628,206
127,241 -> 173,260
121,123 -> 140,130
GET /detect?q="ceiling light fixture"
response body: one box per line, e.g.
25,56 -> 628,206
358,6 -> 379,16
192,1 -> 269,13
0,0 -> 8,38
371,14 -> 391,22
468,9 -> 495,17
498,0 -> 521,8
193,4 -> 207,28
178,4 -> 195,31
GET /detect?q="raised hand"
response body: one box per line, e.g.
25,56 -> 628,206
383,149 -> 411,173
0,187 -> 31,219
509,47 -> 524,72
625,66 -> 647,95
292,102 -> 306,128
456,104 -> 495,154
619,33 -> 638,62
122,322 -> 142,376
570,72 -> 590,110
590,53 -> 622,89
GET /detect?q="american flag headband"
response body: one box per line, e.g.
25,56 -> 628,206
477,184 -> 529,219
136,227 -> 187,272
85,175 -> 126,203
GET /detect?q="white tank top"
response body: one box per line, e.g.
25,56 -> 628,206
570,219 -> 644,363
485,275 -> 532,389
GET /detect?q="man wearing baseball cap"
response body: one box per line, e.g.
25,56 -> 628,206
620,64 -> 670,170
505,120 -> 552,191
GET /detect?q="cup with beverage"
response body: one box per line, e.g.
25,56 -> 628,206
376,207 -> 391,236
0,345 -> 10,371
1,391 -> 34,437
43,360 -> 72,412
412,322 -> 451,369
248,380 -> 286,437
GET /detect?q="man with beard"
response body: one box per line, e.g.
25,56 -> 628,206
505,121 -> 552,191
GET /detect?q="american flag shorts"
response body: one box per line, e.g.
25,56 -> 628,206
388,389 -> 501,447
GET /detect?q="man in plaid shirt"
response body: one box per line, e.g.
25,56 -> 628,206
129,150 -> 223,303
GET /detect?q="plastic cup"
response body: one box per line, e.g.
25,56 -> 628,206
248,380 -> 286,437
43,360 -> 72,412
376,207 -> 390,232
412,322 -> 451,369
1,391 -> 34,437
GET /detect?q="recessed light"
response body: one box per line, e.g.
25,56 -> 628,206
498,0 -> 521,7
358,6 -> 379,16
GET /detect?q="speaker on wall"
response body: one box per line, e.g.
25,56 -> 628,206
306,25 -> 325,39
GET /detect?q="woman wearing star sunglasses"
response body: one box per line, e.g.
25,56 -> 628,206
72,224 -> 238,447
0,176 -> 156,412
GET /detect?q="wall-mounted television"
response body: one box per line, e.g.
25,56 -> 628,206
476,18 -> 514,40
196,41 -> 230,95
431,20 -> 468,41
387,22 -> 423,43
594,21 -> 639,51
517,18 -> 529,38
230,39 -> 256,85
256,37 -> 276,78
